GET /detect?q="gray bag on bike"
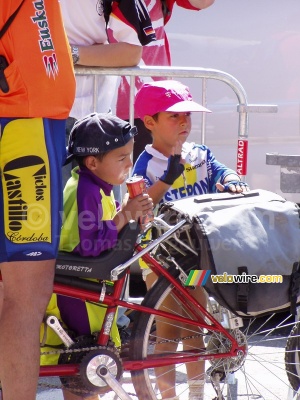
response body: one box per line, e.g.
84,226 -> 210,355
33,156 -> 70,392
161,189 -> 300,317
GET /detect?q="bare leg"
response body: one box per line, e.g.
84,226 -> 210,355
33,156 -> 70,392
154,296 -> 180,399
0,260 -> 55,400
146,272 -> 178,399
145,273 -> 206,399
183,287 -> 207,399
0,283 -> 3,314
184,287 -> 206,380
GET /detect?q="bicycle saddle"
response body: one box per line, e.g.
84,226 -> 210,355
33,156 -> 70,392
55,221 -> 140,280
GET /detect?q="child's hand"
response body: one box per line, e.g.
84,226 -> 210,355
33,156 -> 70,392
216,181 -> 250,193
122,193 -> 153,222
160,154 -> 184,185
173,140 -> 184,156
159,140 -> 185,186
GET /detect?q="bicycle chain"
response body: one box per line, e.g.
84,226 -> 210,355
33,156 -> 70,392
40,332 -> 203,357
39,344 -> 107,394
38,333 -> 204,394
155,332 -> 204,345
41,344 -> 102,357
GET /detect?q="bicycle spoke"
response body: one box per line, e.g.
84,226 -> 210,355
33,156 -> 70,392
130,262 -> 297,400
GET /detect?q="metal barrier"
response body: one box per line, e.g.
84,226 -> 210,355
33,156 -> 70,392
75,65 -> 277,180
75,67 -> 298,399
266,153 -> 300,193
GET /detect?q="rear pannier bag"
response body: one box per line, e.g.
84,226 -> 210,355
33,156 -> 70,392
160,190 -> 300,317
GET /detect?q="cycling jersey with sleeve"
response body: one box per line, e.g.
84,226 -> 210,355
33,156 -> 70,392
0,0 -> 75,118
133,142 -> 238,205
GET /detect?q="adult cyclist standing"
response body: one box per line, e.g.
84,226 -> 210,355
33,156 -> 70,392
0,2 -> 75,399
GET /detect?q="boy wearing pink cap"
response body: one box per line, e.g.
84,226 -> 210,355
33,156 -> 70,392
132,80 -> 249,400
133,80 -> 249,206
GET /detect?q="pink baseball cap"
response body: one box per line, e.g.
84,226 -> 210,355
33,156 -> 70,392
134,80 -> 211,120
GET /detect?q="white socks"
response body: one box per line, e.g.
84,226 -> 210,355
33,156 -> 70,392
162,379 -> 205,400
163,397 -> 179,400
188,379 -> 205,400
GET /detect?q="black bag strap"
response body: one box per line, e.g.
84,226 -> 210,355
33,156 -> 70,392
161,0 -> 169,18
103,0 -> 155,46
236,266 -> 250,314
0,0 -> 25,39
289,261 -> 300,315
103,0 -> 113,27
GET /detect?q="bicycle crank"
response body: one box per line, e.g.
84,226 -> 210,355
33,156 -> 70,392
40,337 -> 138,397
80,348 -> 131,400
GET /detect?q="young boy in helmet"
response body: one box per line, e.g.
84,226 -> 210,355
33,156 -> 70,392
42,113 -> 153,400
132,80 -> 249,400
60,112 -> 153,256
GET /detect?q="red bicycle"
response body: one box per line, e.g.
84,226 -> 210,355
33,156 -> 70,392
20,194 -> 300,399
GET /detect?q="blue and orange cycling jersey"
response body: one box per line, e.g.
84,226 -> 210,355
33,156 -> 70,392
0,0 -> 75,118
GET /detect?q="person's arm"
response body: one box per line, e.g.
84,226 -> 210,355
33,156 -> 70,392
147,180 -> 172,206
113,193 -> 153,231
217,173 -> 250,193
134,153 -> 185,206
70,0 -> 155,68
198,145 -> 248,193
223,173 -> 240,183
74,42 -> 142,67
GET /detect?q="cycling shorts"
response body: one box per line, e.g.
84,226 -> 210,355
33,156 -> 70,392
0,117 -> 67,262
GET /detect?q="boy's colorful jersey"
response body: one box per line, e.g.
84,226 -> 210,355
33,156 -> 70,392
59,167 -> 119,257
132,142 -> 237,205
44,164 -> 121,365
47,166 -> 121,363
0,0 -> 75,118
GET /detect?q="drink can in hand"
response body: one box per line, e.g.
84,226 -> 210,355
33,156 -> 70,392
126,175 -> 154,228
126,175 -> 145,199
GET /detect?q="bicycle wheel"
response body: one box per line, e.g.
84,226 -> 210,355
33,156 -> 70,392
285,322 -> 300,391
130,263 -> 297,400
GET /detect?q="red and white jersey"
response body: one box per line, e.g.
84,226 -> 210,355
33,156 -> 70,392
60,0 -> 155,119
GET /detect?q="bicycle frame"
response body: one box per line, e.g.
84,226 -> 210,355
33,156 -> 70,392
39,218 -> 246,383
1,211 -> 297,400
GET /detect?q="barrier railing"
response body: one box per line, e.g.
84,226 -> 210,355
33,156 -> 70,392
75,65 -> 277,180
266,153 -> 300,193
